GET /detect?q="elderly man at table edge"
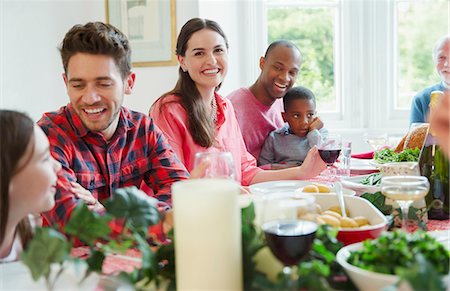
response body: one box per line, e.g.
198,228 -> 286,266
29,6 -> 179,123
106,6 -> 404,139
410,35 -> 450,124
37,22 -> 189,235
227,40 -> 302,163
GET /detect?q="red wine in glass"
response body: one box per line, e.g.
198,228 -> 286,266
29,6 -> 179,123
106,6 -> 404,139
262,220 -> 317,266
318,149 -> 341,165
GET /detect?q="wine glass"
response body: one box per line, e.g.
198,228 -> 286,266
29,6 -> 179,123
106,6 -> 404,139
260,192 -> 317,290
318,133 -> 342,182
381,176 -> 429,232
363,131 -> 388,151
193,151 -> 236,180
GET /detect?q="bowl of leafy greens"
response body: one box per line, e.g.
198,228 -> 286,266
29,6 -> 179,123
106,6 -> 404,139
372,148 -> 421,166
336,230 -> 450,291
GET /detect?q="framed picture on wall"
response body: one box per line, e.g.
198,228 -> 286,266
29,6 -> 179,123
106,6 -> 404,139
106,0 -> 177,67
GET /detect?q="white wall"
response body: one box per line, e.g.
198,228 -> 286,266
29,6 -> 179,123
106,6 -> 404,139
1,0 -> 199,121
0,0 -> 395,152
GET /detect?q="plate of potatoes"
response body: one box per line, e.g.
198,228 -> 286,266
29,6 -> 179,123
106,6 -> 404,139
313,194 -> 388,245
249,181 -> 356,196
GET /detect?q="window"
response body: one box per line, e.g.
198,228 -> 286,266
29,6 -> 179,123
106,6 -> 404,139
267,1 -> 339,113
395,0 -> 448,109
263,0 -> 449,130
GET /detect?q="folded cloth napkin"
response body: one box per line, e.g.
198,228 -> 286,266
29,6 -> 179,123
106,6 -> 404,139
351,151 -> 374,159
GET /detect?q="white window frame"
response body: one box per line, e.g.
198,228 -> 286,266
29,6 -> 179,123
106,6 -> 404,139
252,0 -> 410,134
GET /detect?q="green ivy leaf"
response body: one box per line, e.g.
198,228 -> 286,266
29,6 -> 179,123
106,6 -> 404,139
21,228 -> 71,281
396,253 -> 446,291
86,249 -> 105,272
156,230 -> 176,283
361,191 -> 393,215
103,239 -> 135,254
105,187 -> 161,234
64,203 -> 112,245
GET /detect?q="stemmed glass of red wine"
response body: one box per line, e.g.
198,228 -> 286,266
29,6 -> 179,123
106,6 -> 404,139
260,192 -> 318,290
318,133 -> 342,182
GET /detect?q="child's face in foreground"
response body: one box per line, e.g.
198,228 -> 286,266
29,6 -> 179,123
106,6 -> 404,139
283,98 -> 316,137
9,125 -> 61,216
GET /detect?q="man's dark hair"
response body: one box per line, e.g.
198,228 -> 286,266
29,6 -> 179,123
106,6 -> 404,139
264,40 -> 301,58
59,22 -> 131,79
283,86 -> 316,111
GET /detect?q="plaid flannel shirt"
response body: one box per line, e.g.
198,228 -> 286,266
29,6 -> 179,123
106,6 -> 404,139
38,104 -> 189,227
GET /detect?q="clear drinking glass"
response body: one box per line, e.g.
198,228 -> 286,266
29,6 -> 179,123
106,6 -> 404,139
260,192 -> 317,290
381,176 -> 429,232
193,152 -> 236,180
363,131 -> 388,151
318,133 -> 342,182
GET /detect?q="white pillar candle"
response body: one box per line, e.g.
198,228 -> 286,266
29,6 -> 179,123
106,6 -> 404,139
172,179 -> 243,290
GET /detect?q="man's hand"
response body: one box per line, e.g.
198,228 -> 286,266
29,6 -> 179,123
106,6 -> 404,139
69,182 -> 105,211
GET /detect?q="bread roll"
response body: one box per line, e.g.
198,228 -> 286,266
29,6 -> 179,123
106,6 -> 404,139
394,123 -> 429,152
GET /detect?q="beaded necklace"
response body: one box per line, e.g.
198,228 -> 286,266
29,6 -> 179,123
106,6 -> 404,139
210,96 -> 217,123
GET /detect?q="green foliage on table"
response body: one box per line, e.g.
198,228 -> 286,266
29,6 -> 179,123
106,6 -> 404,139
348,230 -> 450,291
360,172 -> 382,186
396,254 -> 447,291
64,204 -> 111,245
104,187 -> 161,236
361,191 -> 427,231
29,187 -> 449,291
21,228 -> 71,283
374,148 -> 420,164
361,191 -> 393,215
21,186 -> 161,290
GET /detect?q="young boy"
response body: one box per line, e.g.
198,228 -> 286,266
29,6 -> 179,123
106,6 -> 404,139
258,86 -> 327,168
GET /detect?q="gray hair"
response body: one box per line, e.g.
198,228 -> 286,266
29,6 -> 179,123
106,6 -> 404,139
432,35 -> 450,62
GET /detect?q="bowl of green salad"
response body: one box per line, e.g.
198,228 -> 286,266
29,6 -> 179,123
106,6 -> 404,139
336,230 -> 450,291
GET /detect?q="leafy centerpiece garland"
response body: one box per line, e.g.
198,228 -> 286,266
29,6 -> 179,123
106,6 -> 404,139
21,187 -> 347,290
21,187 -> 448,290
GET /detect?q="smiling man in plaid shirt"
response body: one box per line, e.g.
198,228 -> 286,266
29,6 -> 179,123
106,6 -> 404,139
37,22 -> 189,229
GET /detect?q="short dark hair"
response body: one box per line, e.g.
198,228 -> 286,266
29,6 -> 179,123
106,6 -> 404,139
264,40 -> 301,58
59,22 -> 131,79
283,86 -> 316,111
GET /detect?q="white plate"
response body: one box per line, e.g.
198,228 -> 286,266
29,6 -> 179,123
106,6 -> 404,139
249,180 -> 356,196
368,159 -> 384,168
349,158 -> 379,174
341,174 -> 380,195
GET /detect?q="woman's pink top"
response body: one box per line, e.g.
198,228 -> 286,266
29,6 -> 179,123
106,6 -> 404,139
150,93 -> 262,185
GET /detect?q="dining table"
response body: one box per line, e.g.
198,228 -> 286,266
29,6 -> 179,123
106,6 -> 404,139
79,156 -> 450,277
1,154 -> 448,290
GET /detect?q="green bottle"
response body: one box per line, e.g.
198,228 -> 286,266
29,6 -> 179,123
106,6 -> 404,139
418,91 -> 450,220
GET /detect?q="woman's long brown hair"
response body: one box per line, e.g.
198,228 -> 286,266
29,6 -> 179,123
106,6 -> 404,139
0,110 -> 34,248
155,18 -> 229,148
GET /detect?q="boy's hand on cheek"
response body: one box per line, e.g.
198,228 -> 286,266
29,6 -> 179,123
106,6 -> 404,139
309,117 -> 324,131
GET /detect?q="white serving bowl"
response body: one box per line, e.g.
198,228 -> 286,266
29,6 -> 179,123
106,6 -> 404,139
336,241 -> 449,291
314,194 -> 388,245
336,242 -> 400,291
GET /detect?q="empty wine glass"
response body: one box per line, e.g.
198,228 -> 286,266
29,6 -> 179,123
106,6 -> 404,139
381,176 -> 429,232
318,133 -> 342,182
260,192 -> 317,290
363,131 -> 388,151
193,151 -> 236,180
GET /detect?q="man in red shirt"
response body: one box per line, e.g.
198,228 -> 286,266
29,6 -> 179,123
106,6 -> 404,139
38,22 -> 189,228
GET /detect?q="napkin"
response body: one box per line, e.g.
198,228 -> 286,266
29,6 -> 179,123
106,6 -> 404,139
351,151 -> 374,159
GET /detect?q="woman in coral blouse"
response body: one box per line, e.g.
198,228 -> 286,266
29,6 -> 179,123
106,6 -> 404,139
149,18 -> 326,186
